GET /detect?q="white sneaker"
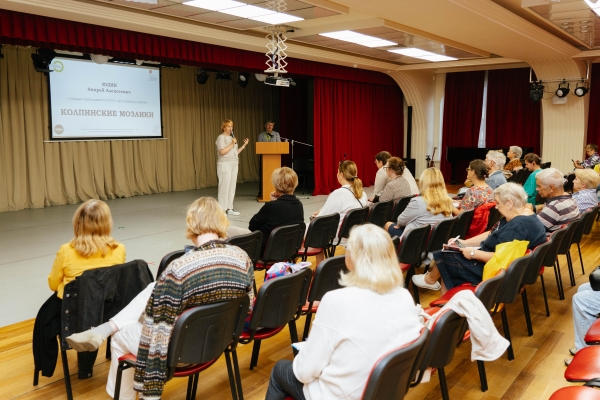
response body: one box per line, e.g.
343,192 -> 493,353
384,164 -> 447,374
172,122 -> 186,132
226,209 -> 240,216
412,273 -> 441,291
66,331 -> 104,352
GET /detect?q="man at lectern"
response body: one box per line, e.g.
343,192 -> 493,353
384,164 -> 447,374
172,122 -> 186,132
257,120 -> 281,197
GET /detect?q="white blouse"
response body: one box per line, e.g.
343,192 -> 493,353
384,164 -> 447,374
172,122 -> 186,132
317,185 -> 368,237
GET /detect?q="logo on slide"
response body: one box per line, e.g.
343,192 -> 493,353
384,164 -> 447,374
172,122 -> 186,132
54,125 -> 64,135
52,61 -> 64,73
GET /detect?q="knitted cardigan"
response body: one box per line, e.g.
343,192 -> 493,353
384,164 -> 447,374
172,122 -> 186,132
133,240 -> 254,399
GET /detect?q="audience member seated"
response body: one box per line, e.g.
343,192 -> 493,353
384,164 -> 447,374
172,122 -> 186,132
523,153 -> 543,206
264,224 -> 422,400
572,168 -> 600,214
227,167 -> 304,256
371,157 -> 411,204
369,151 -> 392,200
35,199 -> 126,380
573,143 -> 600,170
412,183 -> 546,293
535,168 -> 580,233
65,197 -> 254,400
485,150 -> 508,190
453,159 -> 493,216
384,167 -> 453,239
504,146 -> 523,171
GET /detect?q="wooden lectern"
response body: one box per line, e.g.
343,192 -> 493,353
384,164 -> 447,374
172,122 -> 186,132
256,142 -> 289,202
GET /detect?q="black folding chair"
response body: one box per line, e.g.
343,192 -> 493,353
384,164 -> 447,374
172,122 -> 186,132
156,250 -> 185,279
520,239 -> 552,333
571,208 -> 595,275
114,296 -> 250,400
255,223 -> 305,277
227,231 -> 263,294
421,218 -> 457,267
296,213 -> 340,262
361,328 -> 430,400
556,218 -> 582,288
485,205 -> 502,231
388,195 -> 415,222
301,255 -> 347,340
330,207 -> 369,256
450,208 -> 475,240
367,200 -> 393,228
397,225 -> 431,304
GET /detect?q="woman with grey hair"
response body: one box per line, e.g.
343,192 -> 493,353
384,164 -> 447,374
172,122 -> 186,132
504,146 -> 523,171
412,182 -> 546,293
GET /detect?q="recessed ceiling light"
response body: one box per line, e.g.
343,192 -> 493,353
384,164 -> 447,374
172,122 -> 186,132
251,13 -> 303,24
183,0 -> 244,11
225,5 -> 275,18
319,30 -> 397,48
388,48 -> 458,62
183,0 -> 303,24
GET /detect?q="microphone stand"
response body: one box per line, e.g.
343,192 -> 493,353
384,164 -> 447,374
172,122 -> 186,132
281,137 -> 314,198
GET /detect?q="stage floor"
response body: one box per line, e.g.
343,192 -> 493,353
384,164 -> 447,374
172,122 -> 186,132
0,182 -> 328,328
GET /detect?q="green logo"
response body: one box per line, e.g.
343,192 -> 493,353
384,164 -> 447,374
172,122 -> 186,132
53,61 -> 64,73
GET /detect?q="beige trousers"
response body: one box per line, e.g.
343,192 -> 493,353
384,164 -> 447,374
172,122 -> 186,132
217,161 -> 239,210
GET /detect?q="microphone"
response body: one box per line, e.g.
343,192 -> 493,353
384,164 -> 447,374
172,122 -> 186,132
231,129 -> 235,139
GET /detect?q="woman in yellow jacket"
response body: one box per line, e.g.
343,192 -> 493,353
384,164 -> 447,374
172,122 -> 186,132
47,199 -> 125,379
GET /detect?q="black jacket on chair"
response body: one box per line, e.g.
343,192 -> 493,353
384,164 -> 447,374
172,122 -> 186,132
248,194 -> 305,257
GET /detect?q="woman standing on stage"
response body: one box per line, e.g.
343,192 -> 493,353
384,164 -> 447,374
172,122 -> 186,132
215,119 -> 249,215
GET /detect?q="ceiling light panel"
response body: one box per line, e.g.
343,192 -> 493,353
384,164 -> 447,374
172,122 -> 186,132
584,0 -> 600,17
224,5 -> 275,18
319,30 -> 397,48
183,0 -> 245,11
388,48 -> 458,62
251,13 -> 303,24
183,0 -> 303,24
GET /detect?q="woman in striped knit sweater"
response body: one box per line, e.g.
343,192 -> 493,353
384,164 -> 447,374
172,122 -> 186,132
66,197 -> 254,400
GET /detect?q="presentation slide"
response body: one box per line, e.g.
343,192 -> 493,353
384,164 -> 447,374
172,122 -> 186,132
49,58 -> 162,140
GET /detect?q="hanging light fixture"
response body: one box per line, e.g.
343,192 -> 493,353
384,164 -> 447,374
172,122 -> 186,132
555,81 -> 570,98
530,81 -> 544,103
574,81 -> 589,97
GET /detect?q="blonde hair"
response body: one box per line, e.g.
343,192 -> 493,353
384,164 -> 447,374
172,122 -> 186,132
339,160 -> 364,199
221,119 -> 233,132
575,168 -> 600,189
185,197 -> 230,240
419,168 -> 453,217
69,199 -> 119,258
272,167 -> 298,194
339,224 -> 404,294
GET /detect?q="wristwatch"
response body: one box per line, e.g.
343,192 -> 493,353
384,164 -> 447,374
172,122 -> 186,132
470,248 -> 476,260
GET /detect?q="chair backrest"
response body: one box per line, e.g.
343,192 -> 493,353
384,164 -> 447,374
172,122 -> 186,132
367,200 -> 393,228
474,268 -> 506,310
541,161 -> 551,169
425,218 -> 457,253
361,328 -> 430,400
391,236 -> 400,256
303,213 -> 340,250
557,218 -> 581,255
389,196 -> 415,222
542,225 -> 568,266
450,208 -> 475,240
571,208 -> 594,245
466,201 -> 496,239
338,207 -> 370,240
262,224 -> 306,263
397,225 -> 431,265
166,295 -> 250,380
156,250 -> 185,279
495,253 -> 533,305
246,267 -> 313,334
521,239 -> 552,286
583,205 -> 600,235
307,255 -> 347,303
486,205 -> 503,231
417,309 -> 465,371
226,230 -> 263,265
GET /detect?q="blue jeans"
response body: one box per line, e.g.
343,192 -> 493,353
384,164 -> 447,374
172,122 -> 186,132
572,283 -> 600,350
265,360 -> 306,400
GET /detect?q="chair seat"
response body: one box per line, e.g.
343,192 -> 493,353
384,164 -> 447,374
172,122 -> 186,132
298,246 -> 323,256
117,353 -> 219,377
549,386 -> 600,400
240,326 -> 286,341
565,346 -> 600,382
400,263 -> 411,272
429,283 -> 477,307
585,319 -> 600,344
301,304 -> 319,313
255,260 -> 273,271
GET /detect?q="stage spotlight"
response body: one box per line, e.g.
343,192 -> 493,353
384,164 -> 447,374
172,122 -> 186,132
288,77 -> 297,87
255,73 -> 267,82
197,69 -> 209,84
575,81 -> 589,97
238,72 -> 250,88
530,81 -> 544,103
556,81 -> 570,98
216,71 -> 232,80
31,48 -> 57,73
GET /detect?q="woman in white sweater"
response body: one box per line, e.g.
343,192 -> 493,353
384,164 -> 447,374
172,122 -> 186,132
265,224 -> 423,400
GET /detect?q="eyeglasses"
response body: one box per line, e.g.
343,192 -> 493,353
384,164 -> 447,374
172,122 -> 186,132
466,167 -> 473,171
383,166 -> 389,171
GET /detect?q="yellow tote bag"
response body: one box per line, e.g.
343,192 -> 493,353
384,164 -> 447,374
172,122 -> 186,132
482,240 -> 529,281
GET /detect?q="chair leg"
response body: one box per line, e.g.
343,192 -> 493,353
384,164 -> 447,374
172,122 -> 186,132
59,345 -> 73,400
521,289 -> 533,336
438,367 -> 450,400
554,260 -> 565,300
225,351 -> 239,400
106,336 -> 112,359
501,308 -> 514,361
249,340 -> 261,370
186,374 -> 194,400
190,373 -> 200,400
33,368 -> 40,386
232,350 -> 244,400
252,278 -> 258,297
113,361 -> 131,400
566,252 -> 576,287
540,274 -> 550,317
578,243 -> 585,275
302,312 -> 313,341
289,320 -> 299,357
476,360 -> 488,392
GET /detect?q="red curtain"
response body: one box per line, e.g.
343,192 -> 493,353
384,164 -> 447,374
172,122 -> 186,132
0,9 -> 395,86
485,68 -> 540,154
440,71 -> 485,180
313,78 -> 404,195
587,63 -> 600,145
